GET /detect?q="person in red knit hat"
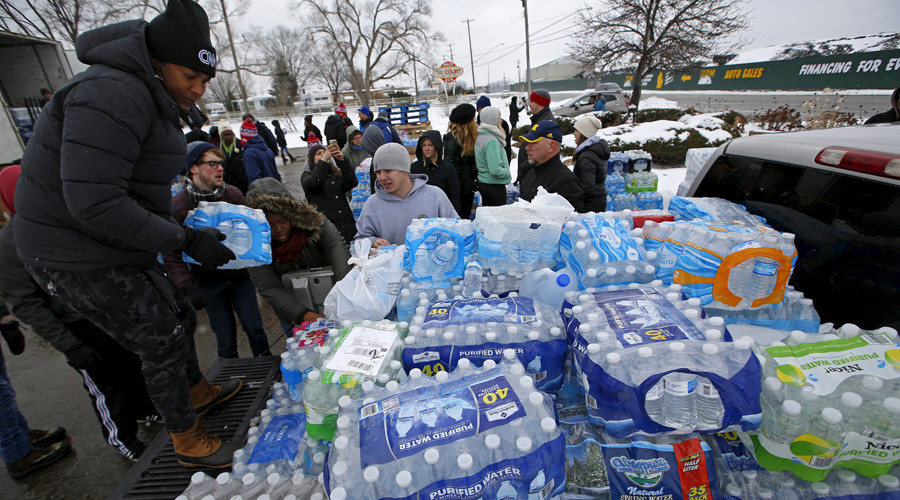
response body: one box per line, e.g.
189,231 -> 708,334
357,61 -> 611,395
516,88 -> 556,184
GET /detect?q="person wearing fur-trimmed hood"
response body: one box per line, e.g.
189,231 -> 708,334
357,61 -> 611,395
245,178 -> 351,327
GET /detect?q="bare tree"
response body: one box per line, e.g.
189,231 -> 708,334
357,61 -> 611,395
205,70 -> 240,110
0,0 -> 102,44
305,34 -> 350,105
300,0 -> 434,106
568,0 -> 749,108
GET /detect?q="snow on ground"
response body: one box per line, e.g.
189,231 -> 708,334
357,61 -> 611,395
598,118 -> 733,145
728,33 -> 899,65
639,96 -> 680,109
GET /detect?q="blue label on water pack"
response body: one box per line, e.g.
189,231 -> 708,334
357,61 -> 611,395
423,297 -> 538,327
357,368 -> 526,468
580,217 -> 643,263
590,288 -> 706,348
401,339 -> 568,394
247,413 -> 306,465
601,438 -> 719,500
712,431 -> 764,472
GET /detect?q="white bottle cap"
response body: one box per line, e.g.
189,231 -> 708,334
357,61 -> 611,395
485,331 -> 497,341
782,400 -> 802,416
307,370 -> 322,382
840,391 -> 862,409
541,417 -> 557,433
242,473 -> 257,486
725,483 -> 742,496
503,348 -> 516,360
669,342 -> 685,353
510,363 -> 525,376
363,466 -> 380,483
334,435 -> 350,450
606,267 -> 617,276
702,343 -> 719,355
811,483 -> 830,494
838,469 -> 857,483
704,330 -> 723,341
741,470 -> 757,480
638,346 -> 653,358
586,268 -> 598,278
336,415 -> 351,430
435,371 -> 450,382
878,474 -> 900,489
332,460 -> 348,477
863,375 -> 885,391
483,359 -> 497,369
484,434 -> 501,450
606,352 -> 621,364
457,358 -> 472,370
839,323 -> 861,337
386,380 -> 400,392
216,472 -> 232,485
395,470 -> 413,488
191,472 -> 207,485
758,488 -> 774,499
529,392 -> 544,406
528,331 -> 540,341
821,407 -> 843,424
313,452 -> 325,464
424,447 -> 440,464
443,331 -> 454,341
580,323 -> 593,334
409,368 -> 423,379
800,385 -> 819,402
550,327 -> 562,337
457,453 -> 474,470
883,397 -> 900,414
519,376 -> 534,389
763,377 -> 782,392
516,437 -> 533,452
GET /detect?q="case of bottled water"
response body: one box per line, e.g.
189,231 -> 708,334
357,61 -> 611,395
558,213 -> 657,289
302,320 -> 408,441
607,192 -> 636,212
401,296 -> 568,394
668,196 -> 767,226
403,218 -> 475,281
704,285 -> 821,333
280,320 -> 335,402
350,165 -> 372,220
183,201 -> 272,269
564,286 -> 763,437
607,151 -> 630,174
555,403 -> 609,496
635,190 -> 664,210
751,325 -> 900,482
624,170 -> 659,193
626,149 -> 653,173
606,171 -> 627,195
474,204 -> 562,274
323,357 -> 567,500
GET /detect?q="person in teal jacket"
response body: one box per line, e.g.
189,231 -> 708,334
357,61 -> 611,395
474,106 -> 511,206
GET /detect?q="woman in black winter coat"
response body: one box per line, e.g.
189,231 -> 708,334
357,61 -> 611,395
300,143 -> 358,243
302,115 -> 322,145
410,130 -> 461,214
572,115 -> 610,212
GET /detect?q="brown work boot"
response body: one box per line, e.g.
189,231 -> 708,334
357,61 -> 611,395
169,420 -> 232,468
190,377 -> 242,417
6,440 -> 71,480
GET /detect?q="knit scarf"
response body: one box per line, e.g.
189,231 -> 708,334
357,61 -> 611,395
184,177 -> 225,203
222,141 -> 235,156
272,230 -> 309,263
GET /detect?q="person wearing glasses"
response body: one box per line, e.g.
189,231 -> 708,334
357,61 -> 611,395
165,142 -> 273,360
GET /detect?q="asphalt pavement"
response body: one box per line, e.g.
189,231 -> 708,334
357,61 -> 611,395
0,149 -> 308,500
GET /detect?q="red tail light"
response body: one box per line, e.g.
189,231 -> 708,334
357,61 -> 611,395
815,147 -> 900,179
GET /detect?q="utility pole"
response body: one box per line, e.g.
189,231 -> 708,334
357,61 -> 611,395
522,0 -> 532,96
462,19 -> 476,94
448,43 -> 455,62
219,0 -> 248,113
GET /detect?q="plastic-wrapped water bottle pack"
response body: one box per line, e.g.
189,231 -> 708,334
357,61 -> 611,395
704,285 -> 821,333
624,170 -> 659,193
564,286 -> 763,437
751,324 -> 900,482
642,219 -> 797,310
634,190 -> 664,210
401,296 -> 569,393
559,213 -> 658,289
668,196 -> 767,226
183,201 -> 272,269
403,218 -> 475,281
302,320 -> 408,441
280,320 -> 335,402
474,204 -> 562,274
350,165 -> 371,220
324,356 -> 567,500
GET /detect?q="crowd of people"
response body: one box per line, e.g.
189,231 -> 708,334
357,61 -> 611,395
0,0 -> 615,481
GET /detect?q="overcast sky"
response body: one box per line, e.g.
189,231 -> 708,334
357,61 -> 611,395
241,0 -> 899,92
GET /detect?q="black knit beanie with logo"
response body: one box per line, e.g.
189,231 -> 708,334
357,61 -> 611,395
146,0 -> 217,77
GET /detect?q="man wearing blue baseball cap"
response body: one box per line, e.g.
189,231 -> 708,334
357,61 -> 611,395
518,120 -> 585,211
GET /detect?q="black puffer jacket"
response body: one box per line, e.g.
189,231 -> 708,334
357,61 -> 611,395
410,130 -> 461,214
515,106 -> 555,183
573,136 -> 610,212
14,20 -> 203,270
324,114 -> 348,149
300,156 -> 359,243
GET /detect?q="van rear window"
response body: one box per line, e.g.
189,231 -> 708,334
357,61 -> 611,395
694,154 -> 900,329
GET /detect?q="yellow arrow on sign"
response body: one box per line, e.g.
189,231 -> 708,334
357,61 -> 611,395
681,74 -> 692,82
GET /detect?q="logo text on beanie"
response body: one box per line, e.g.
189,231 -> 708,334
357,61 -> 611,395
198,49 -> 217,68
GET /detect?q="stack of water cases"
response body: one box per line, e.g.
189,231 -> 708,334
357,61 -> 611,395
183,201 -> 272,269
401,295 -> 568,394
403,218 -> 475,283
751,323 -> 900,483
302,320 -> 408,441
350,165 -> 371,220
323,357 -> 567,500
605,150 -> 662,211
565,286 -> 763,437
474,203 -> 563,274
558,212 -> 658,289
668,196 -> 767,227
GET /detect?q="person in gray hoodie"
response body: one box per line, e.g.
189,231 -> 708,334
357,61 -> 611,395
355,143 -> 458,247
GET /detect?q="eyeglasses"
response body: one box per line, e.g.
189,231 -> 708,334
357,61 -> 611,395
198,160 -> 223,168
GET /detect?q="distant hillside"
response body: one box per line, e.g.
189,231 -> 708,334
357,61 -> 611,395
728,32 -> 900,64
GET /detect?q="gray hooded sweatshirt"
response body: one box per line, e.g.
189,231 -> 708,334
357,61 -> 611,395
354,174 -> 458,245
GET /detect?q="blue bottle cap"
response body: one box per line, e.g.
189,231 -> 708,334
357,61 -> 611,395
556,274 -> 570,287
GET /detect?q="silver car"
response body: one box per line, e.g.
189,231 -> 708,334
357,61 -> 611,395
551,89 -> 630,117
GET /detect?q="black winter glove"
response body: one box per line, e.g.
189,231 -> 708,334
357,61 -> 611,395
182,282 -> 207,311
0,320 -> 25,355
64,344 -> 103,370
180,227 -> 236,268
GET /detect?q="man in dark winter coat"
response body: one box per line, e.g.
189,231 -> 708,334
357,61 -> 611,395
0,166 -> 157,462
410,130 -> 461,214
164,142 -> 272,359
219,122 -> 248,194
246,178 -> 352,326
241,119 -> 281,185
516,89 -> 556,184
518,121 -> 584,211
572,115 -> 609,212
13,0 -> 240,468
301,143 -> 359,243
865,85 -> 900,124
370,111 -> 403,145
271,119 -> 295,164
324,112 -> 349,149
243,113 -> 278,156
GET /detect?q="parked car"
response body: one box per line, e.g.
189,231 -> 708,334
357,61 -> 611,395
682,123 -> 900,330
551,89 -> 629,117
206,102 -> 227,119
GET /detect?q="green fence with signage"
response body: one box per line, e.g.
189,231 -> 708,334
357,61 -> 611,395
598,50 -> 900,91
507,78 -> 587,92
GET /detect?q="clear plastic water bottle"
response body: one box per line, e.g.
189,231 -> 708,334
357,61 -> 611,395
462,260 -> 483,298
695,375 -> 724,430
763,399 -> 804,445
864,397 -> 900,440
413,245 -> 429,278
432,241 -> 456,270
663,371 -> 696,430
812,408 -> 844,468
397,289 -> 417,322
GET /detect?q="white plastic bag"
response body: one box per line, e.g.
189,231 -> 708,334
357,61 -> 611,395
529,186 -> 575,224
323,240 -> 406,321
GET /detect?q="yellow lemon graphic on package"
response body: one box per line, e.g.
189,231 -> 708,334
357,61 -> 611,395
790,434 -> 839,464
776,363 -> 806,386
885,349 -> 900,369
